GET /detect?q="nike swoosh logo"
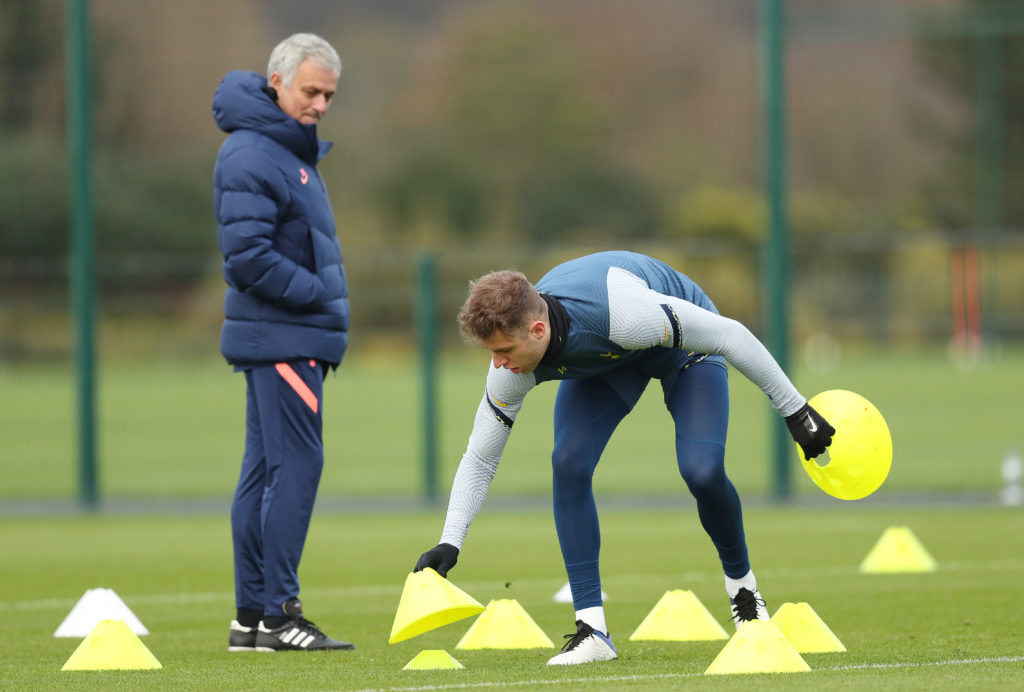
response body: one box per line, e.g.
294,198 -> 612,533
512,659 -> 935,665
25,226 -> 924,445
807,418 -> 818,433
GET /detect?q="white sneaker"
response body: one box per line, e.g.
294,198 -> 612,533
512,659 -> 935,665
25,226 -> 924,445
729,587 -> 769,629
546,620 -> 617,665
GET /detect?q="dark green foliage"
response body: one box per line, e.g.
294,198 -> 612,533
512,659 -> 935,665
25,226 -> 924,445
519,162 -> 660,244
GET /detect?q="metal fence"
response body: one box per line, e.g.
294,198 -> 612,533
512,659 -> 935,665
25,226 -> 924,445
3,231 -> 1023,363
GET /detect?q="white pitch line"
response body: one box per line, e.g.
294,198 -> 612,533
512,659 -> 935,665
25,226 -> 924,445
826,656 -> 1024,671
6,558 -> 1024,613
349,656 -> 1024,692
0,585 -> 397,612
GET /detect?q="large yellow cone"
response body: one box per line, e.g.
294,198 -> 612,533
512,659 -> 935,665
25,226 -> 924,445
859,526 -> 937,573
800,390 -> 892,500
61,619 -> 162,671
629,590 -> 728,641
455,599 -> 555,649
704,620 -> 810,675
771,603 -> 846,653
389,568 -> 485,644
402,649 -> 465,670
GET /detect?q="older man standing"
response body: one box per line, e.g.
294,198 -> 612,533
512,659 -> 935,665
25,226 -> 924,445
212,33 -> 353,652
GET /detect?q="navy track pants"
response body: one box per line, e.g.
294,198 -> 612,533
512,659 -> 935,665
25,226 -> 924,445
231,359 -> 325,617
551,362 -> 748,611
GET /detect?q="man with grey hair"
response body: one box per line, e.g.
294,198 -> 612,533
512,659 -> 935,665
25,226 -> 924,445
212,33 -> 353,652
265,32 -> 342,125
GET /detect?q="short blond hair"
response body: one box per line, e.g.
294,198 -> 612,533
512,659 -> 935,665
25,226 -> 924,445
458,270 -> 546,342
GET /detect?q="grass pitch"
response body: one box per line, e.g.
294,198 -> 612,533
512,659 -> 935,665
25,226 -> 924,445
2,505 -> 1022,690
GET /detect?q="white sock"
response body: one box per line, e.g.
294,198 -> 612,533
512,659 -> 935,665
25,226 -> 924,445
575,606 -> 607,635
724,570 -> 757,599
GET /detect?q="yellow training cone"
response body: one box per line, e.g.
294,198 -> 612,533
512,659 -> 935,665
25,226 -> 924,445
389,568 -> 485,644
629,590 -> 728,641
859,526 -> 937,573
704,620 -> 810,675
456,599 -> 555,649
402,649 -> 465,670
61,619 -> 162,671
800,390 -> 892,500
771,603 -> 846,653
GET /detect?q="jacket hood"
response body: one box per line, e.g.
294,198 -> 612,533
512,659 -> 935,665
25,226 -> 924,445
212,70 -> 331,163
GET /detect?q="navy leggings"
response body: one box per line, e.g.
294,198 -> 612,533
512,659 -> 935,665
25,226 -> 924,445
231,359 -> 325,617
551,362 -> 748,610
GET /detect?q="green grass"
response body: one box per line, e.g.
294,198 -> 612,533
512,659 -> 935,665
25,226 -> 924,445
2,506 -> 1022,689
1,346 -> 1022,501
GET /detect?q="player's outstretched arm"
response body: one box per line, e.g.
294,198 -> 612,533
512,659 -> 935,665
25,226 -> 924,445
645,291 -> 806,415
426,367 -> 534,555
605,267 -> 836,459
607,268 -> 803,415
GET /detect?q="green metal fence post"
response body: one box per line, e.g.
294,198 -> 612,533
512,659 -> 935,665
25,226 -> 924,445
66,0 -> 98,510
416,253 -> 439,503
760,0 -> 792,501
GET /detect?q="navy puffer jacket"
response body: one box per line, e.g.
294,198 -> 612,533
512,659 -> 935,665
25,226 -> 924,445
212,70 -> 349,367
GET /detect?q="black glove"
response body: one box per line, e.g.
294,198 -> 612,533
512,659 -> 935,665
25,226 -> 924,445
414,543 -> 459,578
785,403 -> 835,461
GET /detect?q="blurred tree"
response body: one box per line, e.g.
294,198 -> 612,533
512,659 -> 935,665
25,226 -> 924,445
915,0 -> 1024,232
5,0 -> 1015,346
372,1 -> 663,244
0,0 -> 60,128
0,1 -> 265,281
786,33 -> 960,236
438,8 -> 604,173
0,135 -> 211,261
0,137 -> 68,255
540,1 -> 761,194
374,143 -> 484,238
399,3 -> 613,239
519,162 -> 660,243
667,185 -> 764,242
91,0 -> 269,147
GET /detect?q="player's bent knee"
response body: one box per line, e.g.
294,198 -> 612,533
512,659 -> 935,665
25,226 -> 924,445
677,451 -> 727,495
551,445 -> 597,486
